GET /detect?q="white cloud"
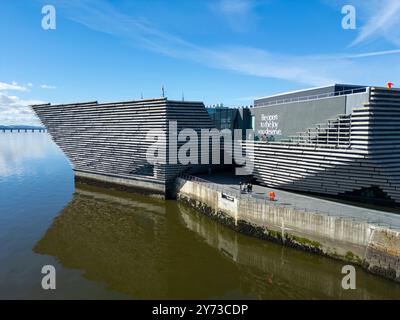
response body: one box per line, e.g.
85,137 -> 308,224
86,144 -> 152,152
351,0 -> 400,46
0,92 -> 45,125
0,81 -> 27,92
40,84 -> 56,89
0,81 -> 45,124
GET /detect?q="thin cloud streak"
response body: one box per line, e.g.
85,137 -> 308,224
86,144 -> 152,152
46,0 -> 400,86
210,0 -> 259,31
347,49 -> 400,58
216,0 -> 254,15
351,0 -> 400,46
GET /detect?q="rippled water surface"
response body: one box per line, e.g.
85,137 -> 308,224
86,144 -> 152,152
1,132 -> 400,299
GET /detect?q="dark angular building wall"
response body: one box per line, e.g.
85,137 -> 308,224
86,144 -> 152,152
32,98 -> 216,191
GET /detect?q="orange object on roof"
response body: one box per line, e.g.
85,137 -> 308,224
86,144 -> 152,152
269,191 -> 276,201
387,82 -> 394,89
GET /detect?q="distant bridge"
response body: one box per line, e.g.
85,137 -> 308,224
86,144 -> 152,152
1,128 -> 46,133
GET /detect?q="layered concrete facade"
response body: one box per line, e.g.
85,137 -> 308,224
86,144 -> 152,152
32,86 -> 400,205
248,87 -> 400,205
32,98 -> 215,198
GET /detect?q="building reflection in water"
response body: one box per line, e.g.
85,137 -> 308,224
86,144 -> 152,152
34,183 -> 400,300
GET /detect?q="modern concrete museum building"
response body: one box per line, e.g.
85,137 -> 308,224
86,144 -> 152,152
32,84 -> 400,205
32,98 -> 216,198
247,85 -> 400,205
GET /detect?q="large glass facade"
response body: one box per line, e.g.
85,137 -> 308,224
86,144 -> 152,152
206,106 -> 252,138
206,107 -> 238,130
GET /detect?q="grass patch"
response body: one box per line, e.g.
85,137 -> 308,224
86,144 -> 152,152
292,235 -> 322,248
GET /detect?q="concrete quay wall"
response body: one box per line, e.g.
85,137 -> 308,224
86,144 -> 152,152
74,170 -> 167,199
176,178 -> 400,283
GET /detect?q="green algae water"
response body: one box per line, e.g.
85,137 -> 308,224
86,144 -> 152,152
0,132 -> 400,299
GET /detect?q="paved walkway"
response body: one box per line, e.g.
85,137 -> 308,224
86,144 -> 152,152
196,172 -> 400,231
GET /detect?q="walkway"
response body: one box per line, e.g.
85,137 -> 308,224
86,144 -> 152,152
195,171 -> 400,231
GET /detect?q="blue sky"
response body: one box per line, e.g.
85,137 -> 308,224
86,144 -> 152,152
1,0 -> 400,125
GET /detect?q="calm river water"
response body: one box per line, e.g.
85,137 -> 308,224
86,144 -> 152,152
0,132 -> 400,299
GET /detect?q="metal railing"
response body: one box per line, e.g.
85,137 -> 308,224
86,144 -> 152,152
286,115 -> 352,148
254,87 -> 367,108
254,114 -> 352,149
